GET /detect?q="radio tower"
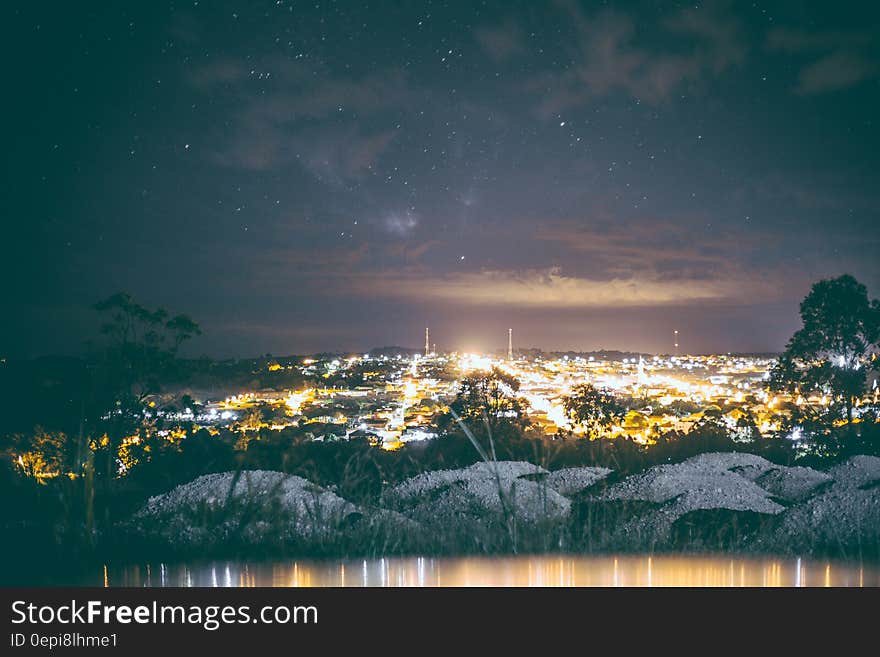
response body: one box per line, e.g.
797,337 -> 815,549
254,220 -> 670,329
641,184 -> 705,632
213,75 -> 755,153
674,330 -> 679,357
508,328 -> 513,361
425,327 -> 430,357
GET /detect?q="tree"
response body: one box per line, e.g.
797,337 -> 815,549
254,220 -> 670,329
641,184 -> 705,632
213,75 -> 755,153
563,383 -> 625,438
769,274 -> 880,435
89,292 -> 201,479
5,428 -> 71,480
93,292 -> 200,399
447,367 -> 527,437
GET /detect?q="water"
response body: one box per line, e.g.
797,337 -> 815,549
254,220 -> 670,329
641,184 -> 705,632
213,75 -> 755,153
99,555 -> 879,587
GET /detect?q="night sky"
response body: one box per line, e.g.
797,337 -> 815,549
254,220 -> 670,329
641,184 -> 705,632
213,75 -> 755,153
4,1 -> 879,358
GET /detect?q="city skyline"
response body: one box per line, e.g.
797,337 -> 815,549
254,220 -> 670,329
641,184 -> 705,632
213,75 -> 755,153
5,1 -> 879,358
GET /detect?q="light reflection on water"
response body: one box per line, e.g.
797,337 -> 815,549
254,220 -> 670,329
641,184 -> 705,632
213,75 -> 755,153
102,555 -> 879,587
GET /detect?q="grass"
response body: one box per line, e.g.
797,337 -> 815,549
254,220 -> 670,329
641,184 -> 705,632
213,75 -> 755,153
450,408 -> 521,553
3,427 -> 880,586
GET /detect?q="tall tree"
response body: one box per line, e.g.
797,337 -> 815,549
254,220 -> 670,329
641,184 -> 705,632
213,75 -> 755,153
447,367 -> 527,437
769,274 -> 880,433
90,292 -> 201,479
563,383 -> 625,438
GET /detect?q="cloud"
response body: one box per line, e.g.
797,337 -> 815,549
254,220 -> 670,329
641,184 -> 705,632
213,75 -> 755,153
296,127 -> 396,182
766,27 -> 874,53
534,1 -> 746,113
795,51 -> 876,95
189,59 -> 250,88
766,26 -> 879,94
382,210 -> 419,237
663,2 -> 747,73
533,219 -> 749,280
474,22 -> 526,62
190,59 -> 410,178
263,69 -> 411,120
348,267 -> 774,309
385,240 -> 443,262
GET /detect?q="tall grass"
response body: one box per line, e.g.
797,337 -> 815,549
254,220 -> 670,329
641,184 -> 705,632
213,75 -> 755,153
450,408 -> 520,553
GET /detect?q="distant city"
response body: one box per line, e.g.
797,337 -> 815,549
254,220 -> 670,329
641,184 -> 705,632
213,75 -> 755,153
156,335 -> 863,453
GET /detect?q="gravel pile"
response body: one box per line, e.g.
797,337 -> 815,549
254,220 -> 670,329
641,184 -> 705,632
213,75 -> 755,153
599,453 -> 785,513
128,453 -> 879,556
753,466 -> 831,503
383,461 -> 571,524
594,453 -> 787,544
545,467 -> 613,496
134,470 -> 361,548
770,455 -> 880,554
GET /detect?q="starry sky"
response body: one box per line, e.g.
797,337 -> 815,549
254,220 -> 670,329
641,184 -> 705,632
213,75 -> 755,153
4,1 -> 880,358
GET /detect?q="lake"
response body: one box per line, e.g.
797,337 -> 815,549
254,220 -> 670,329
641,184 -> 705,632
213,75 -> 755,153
97,555 -> 879,587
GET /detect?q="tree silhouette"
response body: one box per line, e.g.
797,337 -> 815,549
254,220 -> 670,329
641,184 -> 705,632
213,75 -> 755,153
90,292 -> 201,479
563,383 -> 625,438
769,274 -> 880,434
447,367 -> 527,437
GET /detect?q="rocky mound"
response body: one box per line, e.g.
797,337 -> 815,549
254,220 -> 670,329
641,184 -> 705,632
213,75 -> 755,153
769,455 -> 880,555
545,467 -> 613,496
590,453 -> 829,546
126,453 -> 878,557
383,461 -> 571,525
752,466 -> 831,503
133,470 -> 363,549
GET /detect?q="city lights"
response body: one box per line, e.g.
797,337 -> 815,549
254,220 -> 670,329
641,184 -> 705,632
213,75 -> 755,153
106,346 -> 877,454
